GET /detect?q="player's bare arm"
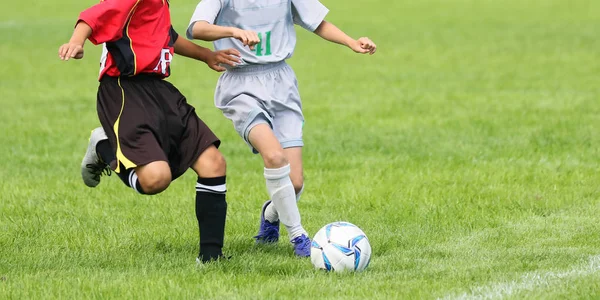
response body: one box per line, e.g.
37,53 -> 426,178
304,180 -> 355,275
58,21 -> 92,60
313,21 -> 377,55
173,37 -> 241,72
190,21 -> 261,50
59,0 -> 143,61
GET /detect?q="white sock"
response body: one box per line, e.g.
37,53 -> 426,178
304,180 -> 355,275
264,201 -> 279,223
128,171 -> 143,194
264,165 -> 306,240
264,184 -> 304,223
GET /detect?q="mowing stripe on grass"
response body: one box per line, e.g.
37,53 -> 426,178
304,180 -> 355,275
441,255 -> 600,300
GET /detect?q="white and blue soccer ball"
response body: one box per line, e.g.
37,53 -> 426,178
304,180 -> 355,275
310,221 -> 372,272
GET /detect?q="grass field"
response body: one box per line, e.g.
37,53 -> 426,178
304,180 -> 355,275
2,0 -> 600,298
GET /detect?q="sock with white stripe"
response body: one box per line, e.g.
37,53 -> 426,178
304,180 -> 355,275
264,165 -> 307,241
264,184 -> 304,223
116,167 -> 145,194
196,176 -> 227,262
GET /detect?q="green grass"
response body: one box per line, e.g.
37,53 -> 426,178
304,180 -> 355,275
2,0 -> 600,298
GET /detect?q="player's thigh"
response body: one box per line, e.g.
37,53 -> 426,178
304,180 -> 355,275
162,80 -> 223,180
283,147 -> 303,192
215,73 -> 269,139
271,108 -> 304,148
98,77 -> 170,171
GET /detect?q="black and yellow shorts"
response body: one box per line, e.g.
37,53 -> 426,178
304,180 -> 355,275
96,74 -> 220,180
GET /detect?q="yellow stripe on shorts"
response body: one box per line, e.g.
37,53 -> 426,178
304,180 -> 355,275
113,77 -> 137,173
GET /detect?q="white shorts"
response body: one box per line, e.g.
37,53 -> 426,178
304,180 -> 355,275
214,61 -> 304,153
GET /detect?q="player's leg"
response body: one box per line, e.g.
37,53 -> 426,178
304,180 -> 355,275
82,126 -> 171,194
159,78 -> 228,263
248,124 -> 310,256
213,73 -> 281,243
259,62 -> 307,220
262,146 -> 304,222
213,68 -> 308,255
83,76 -> 172,195
191,145 -> 228,263
259,63 -> 310,255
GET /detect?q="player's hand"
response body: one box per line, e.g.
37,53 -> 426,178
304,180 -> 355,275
206,48 -> 242,72
232,28 -> 260,51
349,37 -> 377,55
58,42 -> 84,60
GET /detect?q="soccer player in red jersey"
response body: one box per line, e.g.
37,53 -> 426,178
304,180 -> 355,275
58,0 -> 241,263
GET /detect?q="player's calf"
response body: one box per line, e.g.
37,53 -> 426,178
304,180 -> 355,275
290,174 -> 304,195
193,145 -> 228,262
248,124 -> 308,253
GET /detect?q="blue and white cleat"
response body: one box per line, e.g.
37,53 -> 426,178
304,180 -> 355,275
291,234 -> 311,257
254,200 -> 280,243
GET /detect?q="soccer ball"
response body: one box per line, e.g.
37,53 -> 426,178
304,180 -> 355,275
310,221 -> 372,272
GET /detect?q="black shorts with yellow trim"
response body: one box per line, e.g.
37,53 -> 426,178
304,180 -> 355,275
96,74 -> 220,180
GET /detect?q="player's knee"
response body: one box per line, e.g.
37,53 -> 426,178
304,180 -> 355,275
137,166 -> 172,195
262,150 -> 288,169
193,146 -> 227,177
202,150 -> 227,176
139,174 -> 171,195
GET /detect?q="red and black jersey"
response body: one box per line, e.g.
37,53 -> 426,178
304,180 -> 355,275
78,0 -> 178,80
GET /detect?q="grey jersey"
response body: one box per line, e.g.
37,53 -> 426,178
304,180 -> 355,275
187,0 -> 328,67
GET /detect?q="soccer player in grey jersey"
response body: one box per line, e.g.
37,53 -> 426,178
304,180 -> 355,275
187,0 -> 376,257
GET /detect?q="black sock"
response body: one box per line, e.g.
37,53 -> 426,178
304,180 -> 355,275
115,164 -> 145,194
95,140 -> 115,165
195,176 -> 227,262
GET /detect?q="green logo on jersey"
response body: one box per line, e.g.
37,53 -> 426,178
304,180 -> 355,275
255,31 -> 272,57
